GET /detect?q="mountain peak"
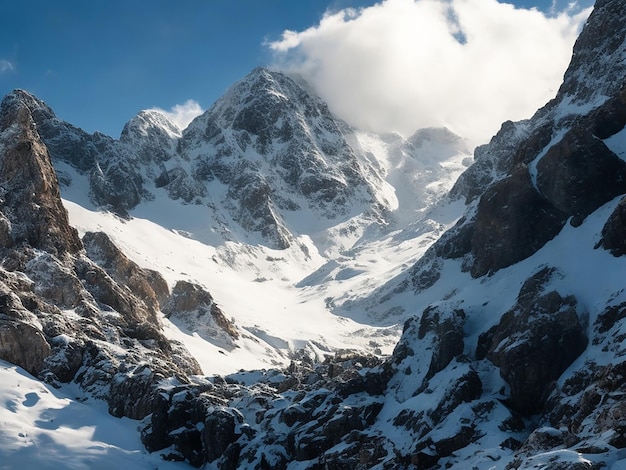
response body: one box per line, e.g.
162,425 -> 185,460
120,109 -> 182,142
0,92 -> 82,256
0,89 -> 55,132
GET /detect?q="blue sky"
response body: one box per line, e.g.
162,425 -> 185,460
0,0 -> 592,144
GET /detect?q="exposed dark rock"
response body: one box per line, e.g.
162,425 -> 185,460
0,92 -> 82,256
557,0 -> 626,103
442,0 -> 626,278
429,370 -> 483,424
74,256 -> 158,326
517,427 -> 580,455
433,425 -> 476,458
418,306 -> 466,381
597,195 -> 626,255
478,268 -> 588,416
0,320 -> 51,376
179,67 -> 383,248
390,307 -> 467,401
0,1 -> 625,468
469,167 -> 567,277
202,407 -> 243,462
119,109 -> 180,165
594,301 -> 626,334
408,251 -> 444,293
535,126 -> 626,226
24,252 -> 85,308
450,119 -> 528,203
2,90 -> 150,216
226,169 -> 292,249
141,352 -> 389,467
82,231 -> 169,310
89,161 -> 146,217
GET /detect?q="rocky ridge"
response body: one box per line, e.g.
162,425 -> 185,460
0,95 -> 223,419
13,68 -> 404,253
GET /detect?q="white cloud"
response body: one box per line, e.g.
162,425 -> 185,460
151,99 -> 203,130
0,59 -> 15,74
268,0 -> 591,147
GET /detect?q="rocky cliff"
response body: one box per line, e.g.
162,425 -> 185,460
179,67 -> 390,249
0,94 -> 208,419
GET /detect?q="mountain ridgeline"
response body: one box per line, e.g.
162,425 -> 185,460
10,67 -> 398,252
0,0 -> 626,468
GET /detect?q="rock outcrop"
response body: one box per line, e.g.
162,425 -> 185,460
140,352 -> 390,468
0,93 -> 202,420
0,93 -> 82,256
477,267 -> 588,415
162,280 -> 239,349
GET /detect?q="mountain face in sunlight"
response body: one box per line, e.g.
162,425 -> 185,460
0,0 -> 625,468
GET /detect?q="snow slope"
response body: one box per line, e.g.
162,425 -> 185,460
0,360 -> 183,470
60,122 -> 471,374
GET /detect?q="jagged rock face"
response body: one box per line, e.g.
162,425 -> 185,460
391,307 -> 467,399
463,98 -> 626,276
120,109 -> 181,163
180,67 -> 382,248
426,0 -> 626,279
82,231 -> 169,311
0,98 -> 203,421
0,94 -> 82,256
558,0 -> 626,103
0,288 -> 52,376
540,301 -> 626,453
535,126 -> 626,224
9,69 -> 393,251
1,90 -> 154,216
469,167 -> 567,277
140,352 -> 390,468
597,195 -> 626,255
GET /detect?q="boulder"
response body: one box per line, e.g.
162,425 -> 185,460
0,320 -> 51,376
536,127 -> 626,226
163,280 -> 238,342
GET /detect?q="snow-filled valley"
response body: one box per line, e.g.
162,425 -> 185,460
59,125 -> 471,375
2,2 -> 626,466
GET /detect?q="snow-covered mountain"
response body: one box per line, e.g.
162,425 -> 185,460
1,0 -> 625,467
5,66 -> 470,366
0,70 -> 469,468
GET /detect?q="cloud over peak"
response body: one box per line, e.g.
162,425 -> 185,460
150,99 -> 203,130
268,0 -> 591,147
